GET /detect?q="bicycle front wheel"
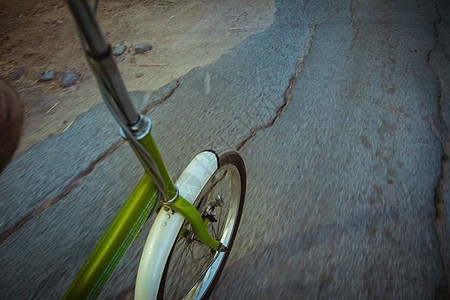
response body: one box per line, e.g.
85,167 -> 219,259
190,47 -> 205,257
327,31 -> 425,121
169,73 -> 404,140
158,149 -> 246,299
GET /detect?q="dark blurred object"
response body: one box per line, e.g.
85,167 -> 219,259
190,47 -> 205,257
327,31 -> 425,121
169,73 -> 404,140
0,77 -> 23,173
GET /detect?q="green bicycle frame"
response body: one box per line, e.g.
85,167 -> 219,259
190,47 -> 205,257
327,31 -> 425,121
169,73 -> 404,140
63,0 -> 221,298
64,133 -> 221,299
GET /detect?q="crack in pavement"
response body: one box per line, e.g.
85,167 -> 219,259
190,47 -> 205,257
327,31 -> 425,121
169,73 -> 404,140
0,81 -> 180,246
140,80 -> 180,116
0,142 -> 123,245
429,112 -> 450,293
236,23 -> 318,151
350,0 -> 361,51
428,0 -> 450,292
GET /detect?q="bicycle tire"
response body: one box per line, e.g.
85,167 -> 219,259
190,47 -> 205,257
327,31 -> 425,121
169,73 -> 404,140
158,149 -> 246,299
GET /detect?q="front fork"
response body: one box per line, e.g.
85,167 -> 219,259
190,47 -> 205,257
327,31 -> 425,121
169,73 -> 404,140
162,196 -> 224,252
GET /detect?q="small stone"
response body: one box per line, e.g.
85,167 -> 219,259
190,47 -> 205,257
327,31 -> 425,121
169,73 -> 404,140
112,45 -> 126,56
9,67 -> 25,81
69,86 -> 77,92
56,20 -> 64,24
123,41 -> 132,48
134,43 -> 152,54
39,71 -> 55,82
114,57 -> 124,63
135,71 -> 144,78
61,72 -> 80,87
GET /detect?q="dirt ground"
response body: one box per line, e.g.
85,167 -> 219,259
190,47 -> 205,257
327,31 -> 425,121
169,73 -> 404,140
0,0 -> 275,156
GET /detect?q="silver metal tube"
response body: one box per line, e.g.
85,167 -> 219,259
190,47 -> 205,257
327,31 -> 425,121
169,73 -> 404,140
65,0 -> 109,56
66,0 -> 140,126
91,58 -> 141,126
66,0 -> 168,200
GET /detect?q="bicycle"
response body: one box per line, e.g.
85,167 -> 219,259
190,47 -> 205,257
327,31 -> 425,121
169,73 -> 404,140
62,1 -> 246,299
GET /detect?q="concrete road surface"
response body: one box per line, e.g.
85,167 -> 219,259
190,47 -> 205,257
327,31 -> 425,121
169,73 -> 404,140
1,0 -> 449,299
